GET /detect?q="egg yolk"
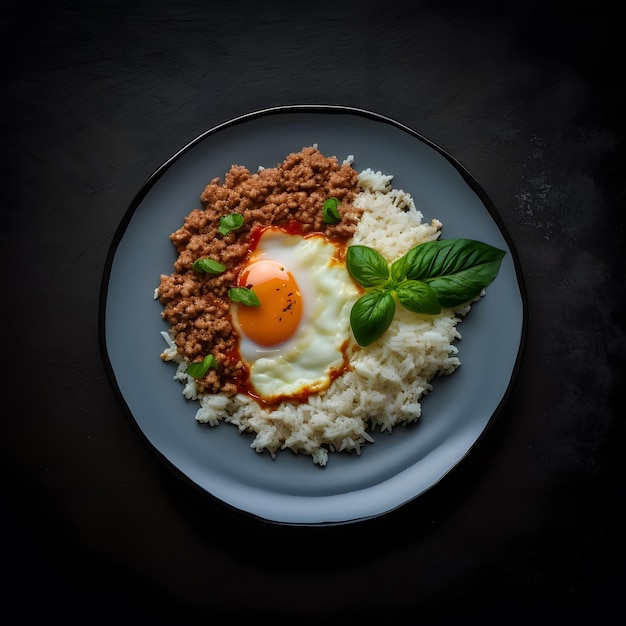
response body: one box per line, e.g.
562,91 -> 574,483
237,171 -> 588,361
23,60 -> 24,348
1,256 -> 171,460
236,259 -> 303,347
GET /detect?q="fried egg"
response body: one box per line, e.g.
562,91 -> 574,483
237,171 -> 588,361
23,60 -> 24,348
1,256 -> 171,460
231,227 -> 360,403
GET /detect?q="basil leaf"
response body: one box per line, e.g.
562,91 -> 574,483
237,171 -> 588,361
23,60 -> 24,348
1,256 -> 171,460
396,280 -> 441,315
403,238 -> 506,307
218,213 -> 244,236
350,290 -> 396,347
346,245 -> 390,288
390,255 -> 408,283
186,354 -> 218,379
322,197 -> 341,224
192,257 -> 226,274
228,286 -> 260,306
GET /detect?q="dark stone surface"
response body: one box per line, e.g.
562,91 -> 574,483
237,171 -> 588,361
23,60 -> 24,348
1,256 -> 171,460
2,1 -> 623,622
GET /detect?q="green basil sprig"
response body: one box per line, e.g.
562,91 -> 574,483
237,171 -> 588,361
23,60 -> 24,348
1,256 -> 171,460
218,213 -> 244,236
186,354 -> 219,378
347,239 -> 506,346
322,197 -> 341,224
192,257 -> 226,274
228,286 -> 260,307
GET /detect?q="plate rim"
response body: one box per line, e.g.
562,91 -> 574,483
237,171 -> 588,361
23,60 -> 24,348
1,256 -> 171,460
98,104 -> 529,526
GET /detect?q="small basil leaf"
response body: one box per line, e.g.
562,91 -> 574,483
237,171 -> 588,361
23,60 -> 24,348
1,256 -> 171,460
346,245 -> 390,288
186,354 -> 218,379
396,280 -> 441,315
228,286 -> 260,306
322,197 -> 341,224
403,238 -> 506,306
350,290 -> 396,347
390,255 -> 408,283
218,213 -> 244,236
192,257 -> 226,274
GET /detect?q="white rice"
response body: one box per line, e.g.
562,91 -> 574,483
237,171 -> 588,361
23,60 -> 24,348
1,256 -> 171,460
161,166 -> 475,466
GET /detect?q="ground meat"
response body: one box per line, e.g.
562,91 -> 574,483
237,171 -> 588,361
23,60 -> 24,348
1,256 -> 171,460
157,146 -> 363,395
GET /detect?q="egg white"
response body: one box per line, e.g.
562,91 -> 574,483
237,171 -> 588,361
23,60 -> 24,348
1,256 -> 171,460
231,230 -> 360,400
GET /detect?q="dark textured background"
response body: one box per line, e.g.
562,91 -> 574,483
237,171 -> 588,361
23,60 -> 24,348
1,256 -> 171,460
2,1 -> 624,622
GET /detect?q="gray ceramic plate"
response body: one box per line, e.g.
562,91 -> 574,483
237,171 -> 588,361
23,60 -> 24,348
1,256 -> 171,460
100,105 -> 527,526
